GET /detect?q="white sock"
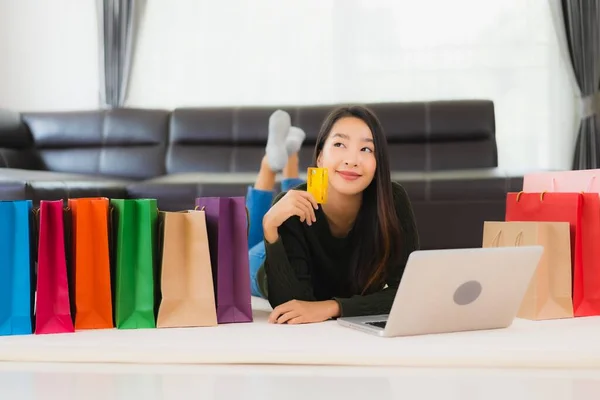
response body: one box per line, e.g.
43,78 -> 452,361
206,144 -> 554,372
266,110 -> 291,171
286,126 -> 306,156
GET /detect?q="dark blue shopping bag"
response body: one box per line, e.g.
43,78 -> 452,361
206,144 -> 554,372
0,200 -> 35,336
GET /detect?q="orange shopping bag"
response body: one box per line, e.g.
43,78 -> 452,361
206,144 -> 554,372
68,198 -> 114,329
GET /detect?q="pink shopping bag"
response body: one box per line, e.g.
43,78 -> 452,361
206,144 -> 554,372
523,169 -> 600,193
35,200 -> 75,334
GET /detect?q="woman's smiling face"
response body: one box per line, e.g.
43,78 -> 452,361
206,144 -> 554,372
317,116 -> 377,196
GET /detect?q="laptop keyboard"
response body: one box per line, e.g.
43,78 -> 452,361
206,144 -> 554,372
366,321 -> 387,329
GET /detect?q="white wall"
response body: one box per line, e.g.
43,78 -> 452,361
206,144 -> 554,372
0,0 -> 99,111
0,0 -> 577,171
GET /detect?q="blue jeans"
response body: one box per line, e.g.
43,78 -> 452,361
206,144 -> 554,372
247,178 -> 304,298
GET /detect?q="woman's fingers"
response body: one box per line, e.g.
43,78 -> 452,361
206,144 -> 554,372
292,205 -> 307,223
292,200 -> 313,225
286,317 -> 305,325
269,302 -> 293,323
277,311 -> 300,324
283,190 -> 319,226
299,191 -> 319,210
304,198 -> 317,223
293,193 -> 316,223
298,197 -> 316,224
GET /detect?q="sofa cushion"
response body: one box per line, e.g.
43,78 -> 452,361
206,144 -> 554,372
412,201 -> 506,250
291,101 -> 495,144
128,173 -> 416,212
167,107 -> 299,174
127,172 -> 262,211
26,181 -> 128,204
0,168 -> 131,182
170,107 -> 299,145
390,168 -> 524,249
21,109 -> 170,179
0,181 -> 28,200
427,100 -> 495,141
167,145 -> 318,174
0,168 -> 130,204
166,101 -> 497,174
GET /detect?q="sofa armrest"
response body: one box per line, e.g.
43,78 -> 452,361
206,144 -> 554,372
0,149 -> 8,167
0,109 -> 32,149
0,148 -> 43,170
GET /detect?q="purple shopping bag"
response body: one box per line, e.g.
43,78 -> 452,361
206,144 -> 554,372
194,197 -> 252,324
35,200 -> 75,334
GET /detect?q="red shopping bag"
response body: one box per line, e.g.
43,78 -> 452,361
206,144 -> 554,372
505,192 -> 600,317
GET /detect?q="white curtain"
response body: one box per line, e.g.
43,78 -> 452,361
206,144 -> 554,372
127,0 -> 576,171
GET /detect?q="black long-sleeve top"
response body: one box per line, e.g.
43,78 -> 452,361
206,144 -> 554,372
256,181 -> 420,317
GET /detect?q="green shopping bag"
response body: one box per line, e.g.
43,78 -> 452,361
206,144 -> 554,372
110,199 -> 159,329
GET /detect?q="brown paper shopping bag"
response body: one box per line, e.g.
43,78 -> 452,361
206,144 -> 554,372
156,210 -> 218,328
482,221 -> 573,320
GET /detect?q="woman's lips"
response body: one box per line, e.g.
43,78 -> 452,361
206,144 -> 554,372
336,170 -> 362,181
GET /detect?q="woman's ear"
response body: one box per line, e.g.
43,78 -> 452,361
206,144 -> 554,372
316,152 -> 323,167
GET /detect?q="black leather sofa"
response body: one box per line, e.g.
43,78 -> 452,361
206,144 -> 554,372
0,101 -> 524,250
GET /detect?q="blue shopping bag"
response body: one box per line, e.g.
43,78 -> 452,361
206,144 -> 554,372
0,200 -> 35,336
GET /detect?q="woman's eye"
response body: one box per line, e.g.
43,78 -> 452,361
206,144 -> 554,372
362,147 -> 374,153
333,142 -> 345,148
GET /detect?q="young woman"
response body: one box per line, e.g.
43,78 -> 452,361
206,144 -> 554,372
246,107 -> 420,325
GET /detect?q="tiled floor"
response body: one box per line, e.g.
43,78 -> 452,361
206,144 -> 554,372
0,362 -> 598,400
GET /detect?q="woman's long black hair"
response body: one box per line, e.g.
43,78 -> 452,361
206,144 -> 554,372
312,106 -> 402,295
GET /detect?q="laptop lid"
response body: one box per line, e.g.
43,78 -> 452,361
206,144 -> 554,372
383,246 -> 544,337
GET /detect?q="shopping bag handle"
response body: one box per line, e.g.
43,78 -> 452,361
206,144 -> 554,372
491,230 -> 523,247
194,204 -> 250,238
550,175 -> 596,192
516,189 -> 587,203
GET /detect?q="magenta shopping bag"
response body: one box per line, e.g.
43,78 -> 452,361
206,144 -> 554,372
35,200 -> 75,334
194,197 -> 252,324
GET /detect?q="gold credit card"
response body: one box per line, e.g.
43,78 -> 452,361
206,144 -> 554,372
307,167 -> 328,204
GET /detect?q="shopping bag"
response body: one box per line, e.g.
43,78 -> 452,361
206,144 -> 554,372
0,200 -> 35,336
194,197 -> 252,324
68,198 -> 113,329
523,169 -> 600,193
156,210 -> 218,328
35,200 -> 75,334
482,221 -> 573,320
505,192 -> 600,317
110,199 -> 158,329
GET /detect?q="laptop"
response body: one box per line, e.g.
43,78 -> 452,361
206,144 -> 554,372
337,245 -> 543,337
